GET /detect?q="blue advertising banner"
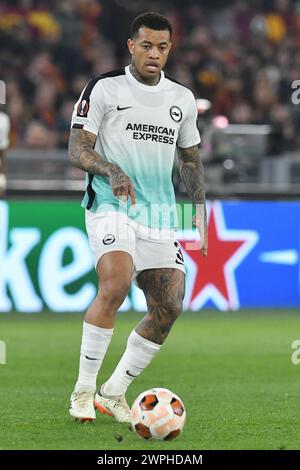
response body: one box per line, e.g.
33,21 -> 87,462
0,200 -> 299,312
179,200 -> 300,310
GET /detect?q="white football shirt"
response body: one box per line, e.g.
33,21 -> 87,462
71,65 -> 200,229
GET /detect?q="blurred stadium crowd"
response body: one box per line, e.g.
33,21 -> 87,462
1,0 -> 300,154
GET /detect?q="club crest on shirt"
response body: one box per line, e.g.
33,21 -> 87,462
77,100 -> 89,117
170,106 -> 182,123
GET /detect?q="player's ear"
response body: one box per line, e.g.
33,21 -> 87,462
127,38 -> 134,55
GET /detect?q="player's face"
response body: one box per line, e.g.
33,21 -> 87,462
127,27 -> 172,79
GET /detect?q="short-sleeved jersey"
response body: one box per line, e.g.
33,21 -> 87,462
71,65 -> 200,230
0,112 -> 10,151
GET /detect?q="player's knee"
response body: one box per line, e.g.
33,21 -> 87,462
150,295 -> 183,320
98,278 -> 130,310
161,284 -> 184,318
164,297 -> 183,318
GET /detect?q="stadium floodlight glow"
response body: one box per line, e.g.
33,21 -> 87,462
213,115 -> 229,129
196,98 -> 211,114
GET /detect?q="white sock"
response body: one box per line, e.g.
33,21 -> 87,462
75,321 -> 114,392
102,330 -> 161,397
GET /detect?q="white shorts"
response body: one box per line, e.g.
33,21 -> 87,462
85,211 -> 186,280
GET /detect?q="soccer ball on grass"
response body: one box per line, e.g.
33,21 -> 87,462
131,388 -> 186,441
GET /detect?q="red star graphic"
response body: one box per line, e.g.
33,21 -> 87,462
179,206 -> 246,306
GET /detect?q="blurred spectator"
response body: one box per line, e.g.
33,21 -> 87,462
0,0 -> 299,154
24,121 -> 57,148
56,99 -> 75,149
230,103 -> 254,124
268,102 -> 297,154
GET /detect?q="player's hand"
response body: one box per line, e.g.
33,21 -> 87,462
109,166 -> 136,205
193,203 -> 208,256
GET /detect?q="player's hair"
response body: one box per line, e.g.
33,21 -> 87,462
130,12 -> 172,39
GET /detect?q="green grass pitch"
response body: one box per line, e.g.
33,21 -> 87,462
0,310 -> 299,450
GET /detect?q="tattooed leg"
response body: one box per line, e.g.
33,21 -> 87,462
135,268 -> 185,345
101,268 -> 185,397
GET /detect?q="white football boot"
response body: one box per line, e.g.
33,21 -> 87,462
94,385 -> 131,424
69,388 -> 96,421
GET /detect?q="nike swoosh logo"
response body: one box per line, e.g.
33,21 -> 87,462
175,259 -> 184,265
117,105 -> 133,111
85,355 -> 98,360
126,370 -> 138,378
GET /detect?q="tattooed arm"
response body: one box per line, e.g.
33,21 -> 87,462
177,144 -> 208,256
68,128 -> 136,203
